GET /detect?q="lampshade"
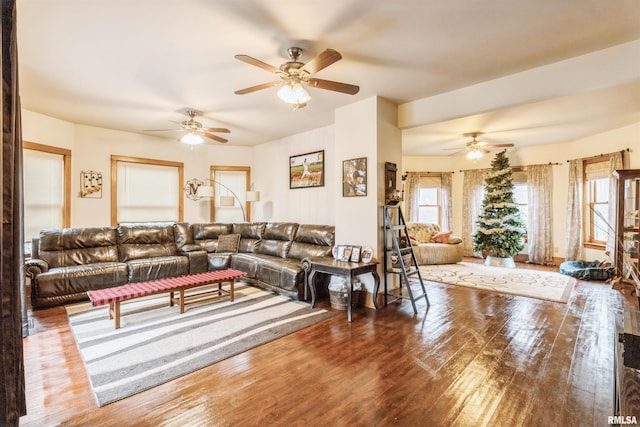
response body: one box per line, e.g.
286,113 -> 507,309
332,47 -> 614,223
277,82 -> 311,106
246,190 -> 260,202
467,149 -> 483,160
220,196 -> 235,206
180,132 -> 204,145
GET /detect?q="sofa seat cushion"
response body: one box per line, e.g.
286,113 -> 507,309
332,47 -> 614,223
126,256 -> 189,283
230,253 -> 304,292
256,256 -> 304,292
34,262 -> 129,298
230,253 -> 261,279
413,242 -> 464,265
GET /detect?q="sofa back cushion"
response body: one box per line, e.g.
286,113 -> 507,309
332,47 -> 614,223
38,227 -> 120,268
192,223 -> 233,252
288,224 -> 335,260
117,222 -> 178,262
256,222 -> 299,258
233,222 -> 266,253
406,223 -> 441,243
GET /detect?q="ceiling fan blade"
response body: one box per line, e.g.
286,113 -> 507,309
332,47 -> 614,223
204,127 -> 230,133
143,128 -> 182,132
235,81 -> 281,95
203,132 -> 228,143
485,144 -> 515,148
307,78 -> 359,95
234,54 -> 281,74
302,49 -> 342,74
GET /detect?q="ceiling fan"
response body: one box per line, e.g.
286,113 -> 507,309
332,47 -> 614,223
449,132 -> 515,159
234,47 -> 360,109
144,110 -> 230,144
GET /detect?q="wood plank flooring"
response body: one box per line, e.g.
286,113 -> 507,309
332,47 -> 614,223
19,260 -> 637,426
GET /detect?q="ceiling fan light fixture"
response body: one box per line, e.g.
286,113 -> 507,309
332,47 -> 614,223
180,132 -> 204,145
467,149 -> 483,160
277,82 -> 311,107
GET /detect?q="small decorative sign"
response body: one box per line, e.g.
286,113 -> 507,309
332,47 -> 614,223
81,170 -> 102,198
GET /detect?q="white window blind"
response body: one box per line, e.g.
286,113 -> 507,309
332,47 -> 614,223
117,161 -> 179,222
214,170 -> 247,222
23,149 -> 64,242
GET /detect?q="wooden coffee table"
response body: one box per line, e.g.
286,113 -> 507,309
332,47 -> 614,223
87,269 -> 246,329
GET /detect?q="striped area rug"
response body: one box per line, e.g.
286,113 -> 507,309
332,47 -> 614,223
66,284 -> 335,407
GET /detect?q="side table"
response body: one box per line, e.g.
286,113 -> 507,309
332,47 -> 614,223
301,256 -> 380,322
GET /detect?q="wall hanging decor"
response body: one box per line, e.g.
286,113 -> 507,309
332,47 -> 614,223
343,157 -> 367,197
289,150 -> 324,189
80,170 -> 102,198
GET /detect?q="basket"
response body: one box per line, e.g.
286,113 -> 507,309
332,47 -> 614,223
329,289 -> 361,310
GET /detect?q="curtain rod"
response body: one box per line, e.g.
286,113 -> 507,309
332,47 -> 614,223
402,171 -> 455,175
566,148 -> 629,163
401,171 -> 455,180
459,162 -> 560,173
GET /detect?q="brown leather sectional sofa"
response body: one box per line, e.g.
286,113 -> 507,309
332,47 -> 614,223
25,221 -> 335,309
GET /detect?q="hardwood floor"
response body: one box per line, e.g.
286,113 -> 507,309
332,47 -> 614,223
20,260 -> 637,426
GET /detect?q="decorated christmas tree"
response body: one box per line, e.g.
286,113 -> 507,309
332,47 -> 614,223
473,150 -> 526,258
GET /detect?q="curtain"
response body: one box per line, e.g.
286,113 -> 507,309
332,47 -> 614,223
441,172 -> 453,231
607,152 -> 624,256
527,164 -> 554,265
565,159 -> 584,261
403,172 -> 420,222
462,169 -> 488,257
1,0 -> 28,423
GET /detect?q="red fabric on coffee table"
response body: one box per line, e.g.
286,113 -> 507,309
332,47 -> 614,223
87,269 -> 246,307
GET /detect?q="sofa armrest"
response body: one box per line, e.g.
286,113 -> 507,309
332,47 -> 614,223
177,249 -> 208,274
25,258 -> 49,280
179,244 -> 204,252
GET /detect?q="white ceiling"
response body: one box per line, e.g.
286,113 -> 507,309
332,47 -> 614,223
16,0 -> 640,154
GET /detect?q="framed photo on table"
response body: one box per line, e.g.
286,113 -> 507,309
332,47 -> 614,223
290,150 -> 324,189
350,246 -> 362,262
340,246 -> 353,262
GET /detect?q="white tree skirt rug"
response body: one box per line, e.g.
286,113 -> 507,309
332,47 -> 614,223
418,262 -> 575,303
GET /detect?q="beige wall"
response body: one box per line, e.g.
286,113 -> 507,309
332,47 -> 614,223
22,110 -> 254,227
21,105 -> 640,264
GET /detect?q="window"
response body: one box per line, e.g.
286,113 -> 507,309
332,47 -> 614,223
23,142 -> 71,251
210,166 -> 251,222
583,157 -> 611,247
417,175 -> 441,224
111,155 -> 183,225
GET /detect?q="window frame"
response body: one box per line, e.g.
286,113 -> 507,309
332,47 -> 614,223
417,173 -> 442,225
110,155 -> 184,226
582,156 -> 611,250
22,141 -> 71,239
210,166 -> 251,222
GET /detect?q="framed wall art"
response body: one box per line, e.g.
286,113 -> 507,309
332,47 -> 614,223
342,157 -> 367,197
289,150 -> 324,189
80,170 -> 102,198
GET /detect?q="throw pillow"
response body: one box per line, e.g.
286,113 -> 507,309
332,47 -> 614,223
431,230 -> 452,243
447,236 -> 463,244
216,233 -> 241,253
